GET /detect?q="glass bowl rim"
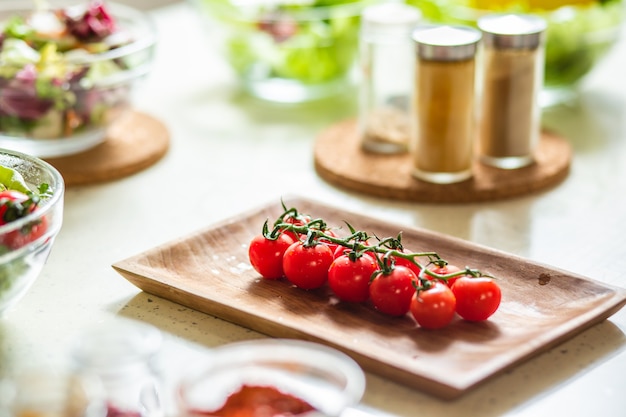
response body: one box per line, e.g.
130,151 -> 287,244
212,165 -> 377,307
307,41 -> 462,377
0,1 -> 157,66
200,0 -> 381,22
178,338 -> 366,413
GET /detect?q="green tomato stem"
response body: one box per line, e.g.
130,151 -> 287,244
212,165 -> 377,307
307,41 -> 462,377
269,207 -> 493,282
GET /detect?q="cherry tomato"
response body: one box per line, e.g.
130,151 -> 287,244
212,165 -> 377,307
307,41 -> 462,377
282,241 -> 334,290
410,282 -> 457,329
369,265 -> 417,316
393,250 -> 422,278
317,228 -> 340,255
451,276 -> 502,321
0,190 -> 48,249
375,250 -> 421,278
333,245 -> 351,259
328,253 -> 379,303
430,263 -> 462,287
279,213 -> 311,242
248,233 -> 295,280
333,240 -> 374,260
282,212 -> 311,226
2,216 -> 48,249
0,190 -> 31,225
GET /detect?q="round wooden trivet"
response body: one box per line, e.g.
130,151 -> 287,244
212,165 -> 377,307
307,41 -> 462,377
314,119 -> 571,203
45,111 -> 169,187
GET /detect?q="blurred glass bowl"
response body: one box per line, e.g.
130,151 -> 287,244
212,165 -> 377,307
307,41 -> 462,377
410,0 -> 625,106
191,0 -> 378,103
177,339 -> 366,417
0,1 -> 156,158
0,369 -> 103,417
0,148 -> 64,317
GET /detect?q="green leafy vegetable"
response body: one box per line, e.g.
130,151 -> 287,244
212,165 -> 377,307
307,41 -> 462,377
0,165 -> 31,194
199,0 -> 368,85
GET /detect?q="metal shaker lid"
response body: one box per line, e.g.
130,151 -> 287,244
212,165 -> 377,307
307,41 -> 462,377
478,13 -> 547,49
412,25 -> 482,61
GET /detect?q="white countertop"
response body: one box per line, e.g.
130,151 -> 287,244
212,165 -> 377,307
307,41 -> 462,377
3,2 -> 626,417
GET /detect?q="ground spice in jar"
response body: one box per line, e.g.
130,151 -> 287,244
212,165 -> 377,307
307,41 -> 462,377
411,25 -> 482,184
477,14 -> 547,169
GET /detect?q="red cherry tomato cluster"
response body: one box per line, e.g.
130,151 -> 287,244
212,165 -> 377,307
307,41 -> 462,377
0,186 -> 49,249
248,204 -> 502,330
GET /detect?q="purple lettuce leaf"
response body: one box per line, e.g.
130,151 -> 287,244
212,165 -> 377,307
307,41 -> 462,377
0,65 -> 53,120
58,0 -> 116,43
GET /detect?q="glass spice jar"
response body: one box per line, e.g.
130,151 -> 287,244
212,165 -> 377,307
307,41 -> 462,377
359,1 -> 422,154
411,25 -> 482,184
71,320 -> 165,417
477,13 -> 547,169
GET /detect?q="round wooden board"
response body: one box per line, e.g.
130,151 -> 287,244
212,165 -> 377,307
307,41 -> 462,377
45,111 -> 170,187
314,119 -> 571,203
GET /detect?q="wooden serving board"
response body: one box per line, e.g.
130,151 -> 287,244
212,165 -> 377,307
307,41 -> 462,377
314,119 -> 571,203
112,197 -> 626,400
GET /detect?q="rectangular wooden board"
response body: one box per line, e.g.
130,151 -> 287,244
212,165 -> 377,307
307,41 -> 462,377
112,196 -> 626,400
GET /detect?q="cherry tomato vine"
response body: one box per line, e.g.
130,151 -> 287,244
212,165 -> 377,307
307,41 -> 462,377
248,202 -> 502,329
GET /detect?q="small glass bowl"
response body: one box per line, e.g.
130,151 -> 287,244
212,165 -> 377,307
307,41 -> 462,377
177,339 -> 366,417
410,0 -> 624,106
0,1 -> 156,157
191,0 -> 376,103
0,148 -> 64,317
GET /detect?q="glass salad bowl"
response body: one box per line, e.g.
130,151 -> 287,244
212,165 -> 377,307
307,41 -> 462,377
0,0 -> 156,158
0,148 -> 64,317
177,339 -> 366,417
409,0 -> 625,106
191,0 -> 377,103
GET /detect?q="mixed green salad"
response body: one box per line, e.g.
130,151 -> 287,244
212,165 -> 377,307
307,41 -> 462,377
0,0 -> 135,139
409,0 -> 624,88
198,0 -> 370,86
0,165 -> 51,311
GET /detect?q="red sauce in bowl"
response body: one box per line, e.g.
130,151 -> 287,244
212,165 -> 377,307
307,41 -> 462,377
188,385 -> 315,417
